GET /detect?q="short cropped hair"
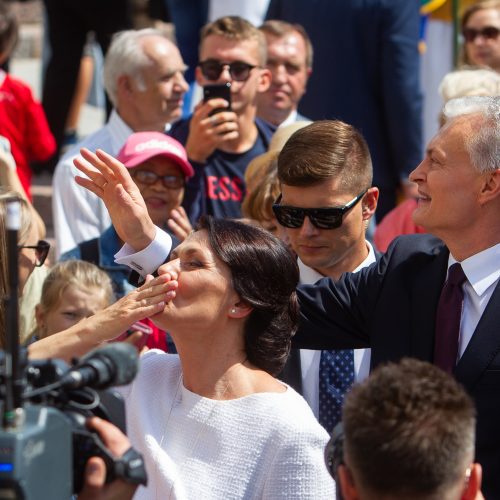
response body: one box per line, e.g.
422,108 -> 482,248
103,28 -> 170,106
443,95 -> 500,173
198,216 -> 299,375
200,16 -> 267,66
277,120 -> 373,194
343,358 -> 476,499
259,20 -> 313,69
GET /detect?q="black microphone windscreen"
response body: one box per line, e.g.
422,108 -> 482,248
80,343 -> 139,386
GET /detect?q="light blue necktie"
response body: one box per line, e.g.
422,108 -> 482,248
318,349 -> 355,434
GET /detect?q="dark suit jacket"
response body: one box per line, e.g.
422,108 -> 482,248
294,234 -> 500,498
266,0 -> 422,217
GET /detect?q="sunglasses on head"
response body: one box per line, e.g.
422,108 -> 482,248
18,239 -> 50,267
131,169 -> 185,189
272,190 -> 368,230
462,26 -> 500,42
198,59 -> 257,82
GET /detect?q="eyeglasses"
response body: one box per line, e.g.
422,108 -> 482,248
18,239 -> 50,267
462,26 -> 500,42
272,190 -> 368,230
198,59 -> 257,82
131,170 -> 185,189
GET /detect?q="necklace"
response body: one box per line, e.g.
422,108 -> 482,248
153,369 -> 231,499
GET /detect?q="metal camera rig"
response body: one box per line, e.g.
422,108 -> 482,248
0,199 -> 147,498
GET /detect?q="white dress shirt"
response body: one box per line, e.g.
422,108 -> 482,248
52,110 -> 133,257
450,243 -> 500,360
298,241 -> 375,418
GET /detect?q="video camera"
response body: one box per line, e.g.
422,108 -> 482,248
0,199 -> 147,498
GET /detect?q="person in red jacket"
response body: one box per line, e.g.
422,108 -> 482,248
0,2 -> 55,200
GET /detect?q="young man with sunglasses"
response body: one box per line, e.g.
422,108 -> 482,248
168,16 -> 274,223
274,120 -> 379,434
462,0 -> 500,72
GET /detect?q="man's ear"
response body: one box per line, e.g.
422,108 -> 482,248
462,463 -> 482,500
362,187 -> 379,221
257,67 -> 272,94
35,304 -> 46,336
117,74 -> 135,102
478,169 -> 500,206
338,464 -> 360,500
228,300 -> 253,319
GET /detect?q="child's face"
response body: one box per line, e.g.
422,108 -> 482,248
36,284 -> 109,338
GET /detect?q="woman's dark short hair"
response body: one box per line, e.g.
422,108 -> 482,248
198,216 -> 299,376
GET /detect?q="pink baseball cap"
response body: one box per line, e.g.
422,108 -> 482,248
117,131 -> 194,178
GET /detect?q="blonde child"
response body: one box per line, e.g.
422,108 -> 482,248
34,260 -> 113,339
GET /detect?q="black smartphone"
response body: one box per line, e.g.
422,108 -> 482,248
203,82 -> 231,115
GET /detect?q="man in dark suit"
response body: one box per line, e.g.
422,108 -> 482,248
294,95 -> 500,498
265,0 -> 422,220
256,20 -> 312,127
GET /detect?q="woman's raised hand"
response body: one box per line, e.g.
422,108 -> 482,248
74,148 -> 156,251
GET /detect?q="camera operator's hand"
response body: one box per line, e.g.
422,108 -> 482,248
74,147 -> 156,252
79,417 -> 138,500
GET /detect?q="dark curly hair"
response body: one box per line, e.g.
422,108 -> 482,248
198,216 -> 299,376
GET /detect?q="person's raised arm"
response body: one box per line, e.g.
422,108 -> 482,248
73,148 -> 157,252
28,274 -> 176,361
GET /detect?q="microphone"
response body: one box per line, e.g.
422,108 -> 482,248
61,343 -> 139,390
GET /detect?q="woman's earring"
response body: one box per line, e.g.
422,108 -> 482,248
231,308 -> 236,314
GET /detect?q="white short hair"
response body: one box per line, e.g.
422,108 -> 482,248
443,96 -> 500,173
103,28 -> 168,107
439,68 -> 500,103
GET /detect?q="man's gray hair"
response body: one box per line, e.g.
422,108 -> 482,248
443,95 -> 500,173
103,28 -> 168,107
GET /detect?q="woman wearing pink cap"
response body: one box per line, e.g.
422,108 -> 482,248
60,132 -> 194,351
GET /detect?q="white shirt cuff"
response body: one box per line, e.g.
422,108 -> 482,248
114,227 -> 173,277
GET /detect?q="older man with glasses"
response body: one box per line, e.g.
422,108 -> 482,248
274,120 -> 379,435
168,16 -> 274,223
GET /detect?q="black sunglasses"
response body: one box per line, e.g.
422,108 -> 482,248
18,239 -> 50,267
462,26 -> 500,43
198,59 -> 257,82
131,170 -> 185,189
272,190 -> 368,230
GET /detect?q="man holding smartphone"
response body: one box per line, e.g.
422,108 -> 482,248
168,16 -> 274,222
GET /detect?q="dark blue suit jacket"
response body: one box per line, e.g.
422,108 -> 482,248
266,0 -> 423,214
295,234 -> 500,498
